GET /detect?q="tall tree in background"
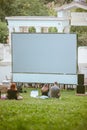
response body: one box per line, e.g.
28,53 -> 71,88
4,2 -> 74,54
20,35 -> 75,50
0,0 -> 14,21
0,0 -> 49,21
12,0 -> 49,16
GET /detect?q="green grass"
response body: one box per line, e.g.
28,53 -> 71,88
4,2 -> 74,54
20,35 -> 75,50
0,88 -> 87,130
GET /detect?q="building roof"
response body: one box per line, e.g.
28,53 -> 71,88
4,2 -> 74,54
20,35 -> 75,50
5,16 -> 70,21
55,1 -> 87,11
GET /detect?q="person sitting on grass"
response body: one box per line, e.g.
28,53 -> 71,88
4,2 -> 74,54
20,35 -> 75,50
49,82 -> 60,98
7,82 -> 23,100
41,84 -> 49,96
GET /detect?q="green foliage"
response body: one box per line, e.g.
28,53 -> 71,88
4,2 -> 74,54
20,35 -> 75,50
0,0 -> 49,22
12,0 -> 49,16
0,21 -> 8,43
53,0 -> 73,6
43,0 -> 55,3
75,8 -> 87,12
64,0 -> 73,3
70,26 -> 87,46
41,0 -> 73,4
78,33 -> 87,46
0,0 -> 14,21
47,1 -> 57,16
48,27 -> 58,33
0,89 -> 87,130
28,27 -> 36,33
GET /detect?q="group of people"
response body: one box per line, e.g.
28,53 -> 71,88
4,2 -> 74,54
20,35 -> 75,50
41,82 -> 60,98
0,82 -> 60,100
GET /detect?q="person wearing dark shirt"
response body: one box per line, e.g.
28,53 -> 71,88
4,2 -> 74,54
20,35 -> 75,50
7,83 -> 18,100
41,84 -> 49,96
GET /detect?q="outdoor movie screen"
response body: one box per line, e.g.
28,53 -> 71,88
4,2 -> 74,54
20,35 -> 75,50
11,33 -> 77,83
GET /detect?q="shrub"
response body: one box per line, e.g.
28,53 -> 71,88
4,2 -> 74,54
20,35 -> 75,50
0,21 -> 8,43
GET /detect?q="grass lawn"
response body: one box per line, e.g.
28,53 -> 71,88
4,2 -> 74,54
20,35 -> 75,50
0,88 -> 87,130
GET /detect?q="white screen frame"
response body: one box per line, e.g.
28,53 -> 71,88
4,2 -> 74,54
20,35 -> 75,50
11,33 -> 77,84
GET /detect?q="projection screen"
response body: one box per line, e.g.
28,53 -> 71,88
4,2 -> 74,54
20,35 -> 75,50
11,33 -> 77,84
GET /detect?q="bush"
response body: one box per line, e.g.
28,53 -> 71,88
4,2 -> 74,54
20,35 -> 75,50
28,27 -> 36,33
48,27 -> 58,33
0,21 -> 8,43
70,26 -> 87,46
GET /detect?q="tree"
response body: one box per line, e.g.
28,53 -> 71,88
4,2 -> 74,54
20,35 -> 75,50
70,26 -> 87,46
0,0 -> 49,22
47,1 -> 57,16
78,33 -> 87,46
0,0 -> 14,21
0,21 -> 8,43
12,0 -> 49,16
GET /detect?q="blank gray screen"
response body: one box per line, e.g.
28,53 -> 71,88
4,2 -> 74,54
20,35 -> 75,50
12,33 -> 77,74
